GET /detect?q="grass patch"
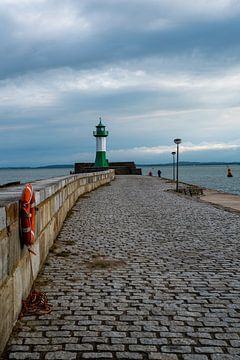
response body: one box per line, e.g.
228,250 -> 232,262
49,244 -> 58,253
37,278 -> 51,286
65,208 -> 74,220
65,240 -> 75,245
103,182 -> 111,187
86,255 -> 126,270
55,250 -> 71,258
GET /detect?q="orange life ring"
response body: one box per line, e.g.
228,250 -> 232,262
20,183 -> 36,247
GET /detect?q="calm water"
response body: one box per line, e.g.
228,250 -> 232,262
0,165 -> 239,195
0,168 -> 73,186
141,164 -> 240,195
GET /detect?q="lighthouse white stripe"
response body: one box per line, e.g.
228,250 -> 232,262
96,137 -> 106,152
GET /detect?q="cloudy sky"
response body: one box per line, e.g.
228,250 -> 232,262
1,0 -> 240,166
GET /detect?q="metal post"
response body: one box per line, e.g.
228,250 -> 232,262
176,144 -> 179,192
171,151 -> 176,181
174,139 -> 182,192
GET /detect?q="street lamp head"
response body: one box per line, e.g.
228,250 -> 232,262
171,151 -> 176,155
174,138 -> 182,145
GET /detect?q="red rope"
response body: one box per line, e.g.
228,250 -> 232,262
20,290 -> 53,318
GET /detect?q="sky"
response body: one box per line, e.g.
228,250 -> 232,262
1,0 -> 240,166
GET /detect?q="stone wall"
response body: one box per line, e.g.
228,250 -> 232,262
75,161 -> 142,175
0,170 -> 115,353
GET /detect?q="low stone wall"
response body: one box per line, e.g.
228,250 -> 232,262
0,170 -> 115,353
74,161 -> 142,175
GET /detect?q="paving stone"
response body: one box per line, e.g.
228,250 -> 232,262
161,345 -> 191,353
51,338 -> 78,344
65,344 -> 93,351
160,332 -> 184,338
24,338 -> 50,345
45,331 -> 71,338
9,354 -> 40,359
45,352 -> 77,359
82,353 -> 113,359
171,338 -> 197,346
112,337 -> 138,344
81,337 -> 109,344
18,332 -> 42,338
215,333 -> 239,340
34,344 -> 63,352
187,332 -> 212,339
149,354 -> 178,360
199,339 -> 227,346
3,176 -> 240,359
100,331 -> 126,338
35,326 -> 58,331
129,345 -> 158,352
116,324 -> 141,332
72,331 -> 98,337
9,340 -> 23,346
130,332 -> 157,338
195,347 -> 223,353
211,356 -> 240,360
183,356 -> 208,360
116,352 -> 143,359
229,340 -> 240,347
227,347 -> 240,355
8,346 -> 30,352
97,344 -> 125,351
140,338 -> 168,345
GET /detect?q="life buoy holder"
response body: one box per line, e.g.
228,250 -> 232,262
20,183 -> 36,248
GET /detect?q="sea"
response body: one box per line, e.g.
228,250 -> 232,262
0,168 -> 73,186
0,164 -> 239,195
141,164 -> 240,195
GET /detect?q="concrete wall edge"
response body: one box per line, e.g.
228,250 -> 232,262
0,169 -> 115,354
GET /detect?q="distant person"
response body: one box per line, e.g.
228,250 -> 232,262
157,170 -> 161,178
148,171 -> 152,176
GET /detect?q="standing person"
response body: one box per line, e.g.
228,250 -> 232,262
157,169 -> 161,178
148,171 -> 152,176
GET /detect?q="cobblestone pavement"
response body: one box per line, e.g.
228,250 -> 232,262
3,176 -> 240,360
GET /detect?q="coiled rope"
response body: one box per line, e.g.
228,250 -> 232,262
20,290 -> 53,318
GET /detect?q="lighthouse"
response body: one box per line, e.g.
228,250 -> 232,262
93,117 -> 109,167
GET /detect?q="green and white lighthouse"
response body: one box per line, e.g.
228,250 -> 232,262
93,117 -> 109,167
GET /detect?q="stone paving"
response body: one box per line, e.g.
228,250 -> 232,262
2,175 -> 240,360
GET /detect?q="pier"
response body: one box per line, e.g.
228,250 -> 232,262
2,175 -> 240,359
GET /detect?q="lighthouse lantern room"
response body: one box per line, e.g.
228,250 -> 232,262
93,117 -> 109,167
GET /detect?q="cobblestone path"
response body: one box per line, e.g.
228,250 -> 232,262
3,176 -> 240,360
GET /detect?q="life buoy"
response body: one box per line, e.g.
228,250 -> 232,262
20,183 -> 36,247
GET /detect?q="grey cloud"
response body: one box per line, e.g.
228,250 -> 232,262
1,1 -> 240,79
1,0 -> 240,165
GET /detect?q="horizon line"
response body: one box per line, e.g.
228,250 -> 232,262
0,161 -> 240,169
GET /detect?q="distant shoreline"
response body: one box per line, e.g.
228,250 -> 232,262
0,165 -> 73,170
0,162 -> 239,169
139,162 -> 240,167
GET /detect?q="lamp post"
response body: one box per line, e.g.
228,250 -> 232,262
171,151 -> 176,181
174,138 -> 182,192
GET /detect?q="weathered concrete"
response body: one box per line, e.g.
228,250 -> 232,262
2,175 -> 240,359
200,189 -> 240,213
0,170 -> 115,354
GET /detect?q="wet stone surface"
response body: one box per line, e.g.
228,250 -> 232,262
2,175 -> 240,359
